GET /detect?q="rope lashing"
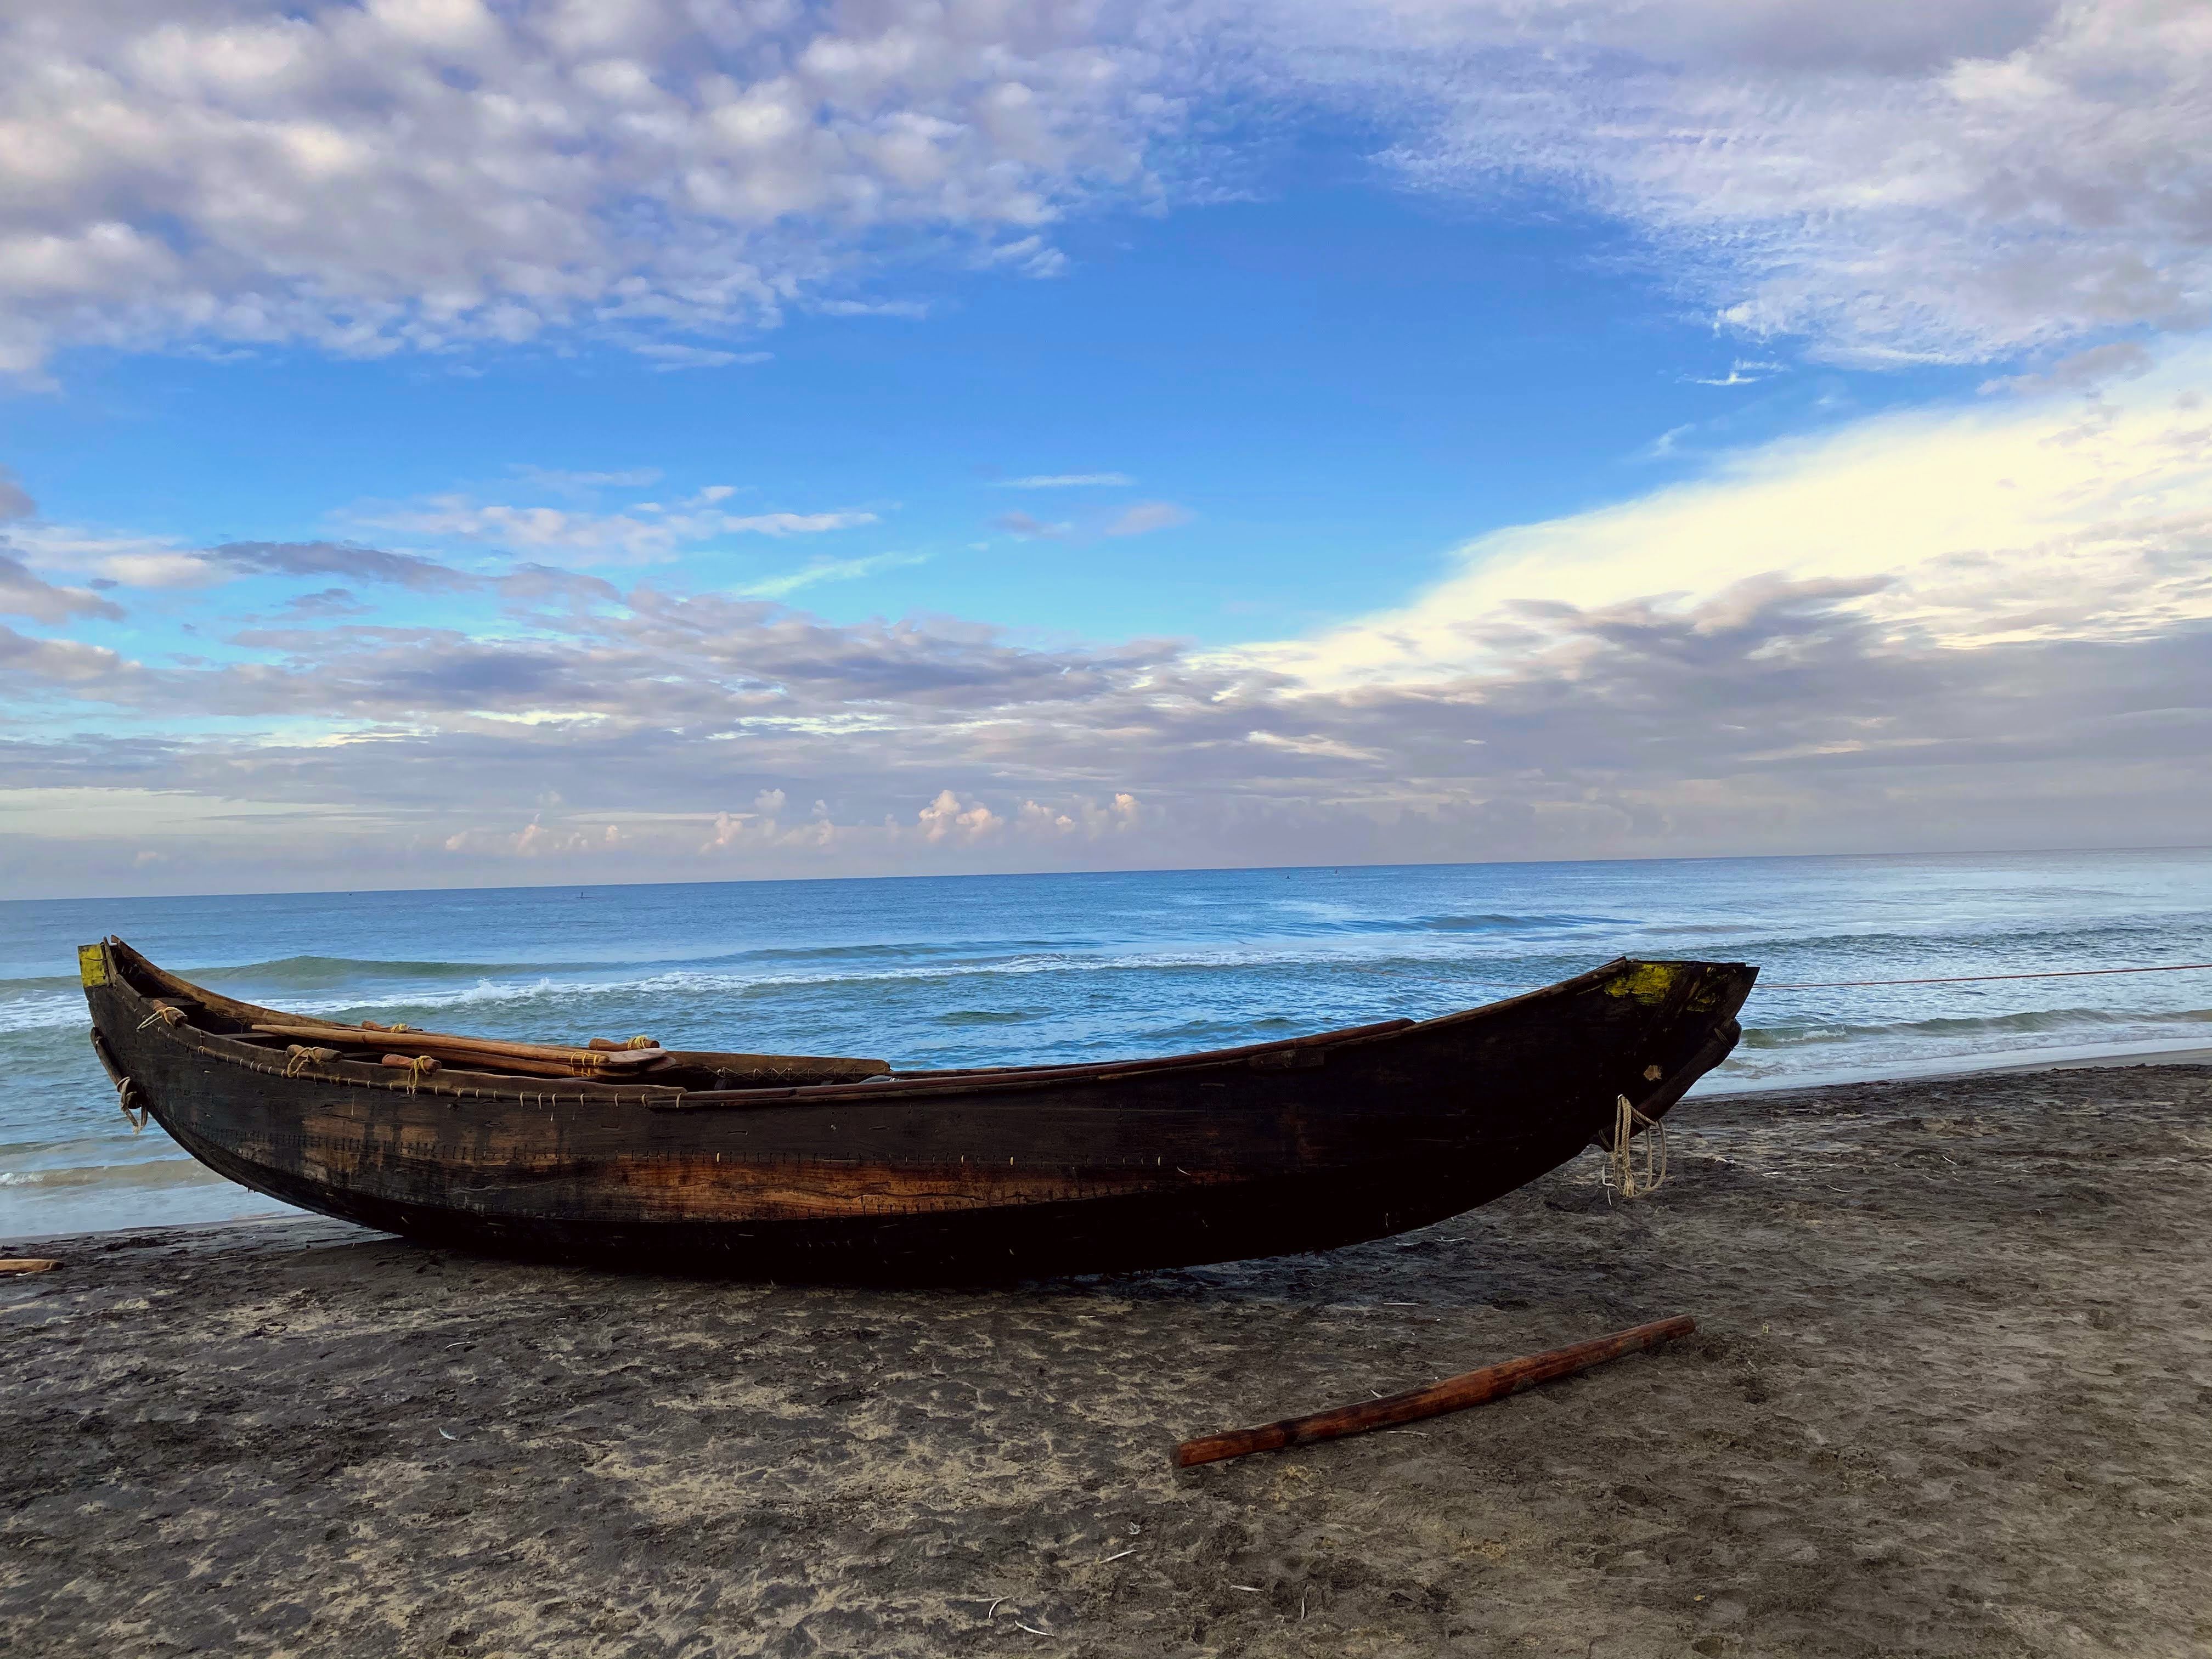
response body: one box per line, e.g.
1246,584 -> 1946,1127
1765,961 -> 2212,990
284,1044 -> 338,1077
114,1075 -> 147,1135
624,1035 -> 659,1050
382,1053 -> 439,1093
137,1005 -> 186,1031
1601,1093 -> 1668,1200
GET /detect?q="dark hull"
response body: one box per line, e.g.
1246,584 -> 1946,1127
81,939 -> 1754,1282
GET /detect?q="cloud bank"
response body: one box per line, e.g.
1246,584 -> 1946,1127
5,348 -> 2209,895
4,1 -> 2208,374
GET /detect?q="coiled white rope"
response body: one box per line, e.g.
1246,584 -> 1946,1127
1601,1093 -> 1668,1199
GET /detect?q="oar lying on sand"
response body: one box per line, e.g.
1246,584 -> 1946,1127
1,1259 -> 61,1276
1173,1314 -> 1696,1468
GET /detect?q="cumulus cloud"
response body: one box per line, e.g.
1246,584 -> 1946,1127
0,0 -> 1172,376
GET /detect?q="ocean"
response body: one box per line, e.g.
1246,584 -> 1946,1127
5,849 -> 2210,1238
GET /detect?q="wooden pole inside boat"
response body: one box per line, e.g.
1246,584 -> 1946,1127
1173,1314 -> 1696,1468
249,1024 -> 669,1071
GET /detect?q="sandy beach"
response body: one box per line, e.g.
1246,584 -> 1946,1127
5,1059 -> 2209,1658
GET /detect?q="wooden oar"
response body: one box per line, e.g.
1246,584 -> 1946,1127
1,1259 -> 61,1276
251,1023 -> 669,1073
1173,1314 -> 1696,1468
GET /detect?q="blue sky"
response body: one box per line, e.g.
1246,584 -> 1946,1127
2,0 -> 2208,897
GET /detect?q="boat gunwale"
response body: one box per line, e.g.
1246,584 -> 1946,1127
92,938 -> 1667,1108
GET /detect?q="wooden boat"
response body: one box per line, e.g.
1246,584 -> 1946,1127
78,937 -> 1754,1281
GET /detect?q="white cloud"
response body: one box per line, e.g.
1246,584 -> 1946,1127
1236,340 -> 2212,687
1686,360 -> 1785,388
1244,0 -> 2212,363
93,552 -> 221,589
3,1 -> 2205,377
0,0 -> 1172,375
915,788 -> 1004,843
997,472 -> 1135,488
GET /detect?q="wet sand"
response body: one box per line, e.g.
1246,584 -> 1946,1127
5,1061 -> 2210,1658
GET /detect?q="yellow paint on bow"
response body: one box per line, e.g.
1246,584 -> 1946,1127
1603,962 -> 1678,1004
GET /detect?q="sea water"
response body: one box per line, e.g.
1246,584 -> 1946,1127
5,849 -> 2210,1237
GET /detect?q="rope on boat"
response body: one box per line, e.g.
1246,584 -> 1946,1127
284,1044 -> 338,1077
114,1075 -> 146,1135
1601,1093 -> 1667,1200
390,1054 -> 438,1093
137,1005 -> 185,1030
1764,961 -> 2212,990
624,1035 -> 658,1049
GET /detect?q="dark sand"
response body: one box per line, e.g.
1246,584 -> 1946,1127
5,1063 -> 2210,1658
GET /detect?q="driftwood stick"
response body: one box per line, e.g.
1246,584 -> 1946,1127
0,1259 -> 62,1276
1173,1314 -> 1696,1468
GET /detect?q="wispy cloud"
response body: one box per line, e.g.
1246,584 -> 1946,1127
634,344 -> 772,371
1686,360 -> 1785,387
997,473 -> 1135,489
813,300 -> 932,319
991,511 -> 1073,540
1240,0 -> 2212,363
1103,501 -> 1192,536
210,540 -> 473,591
359,492 -> 878,563
733,550 -> 930,600
509,466 -> 665,494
